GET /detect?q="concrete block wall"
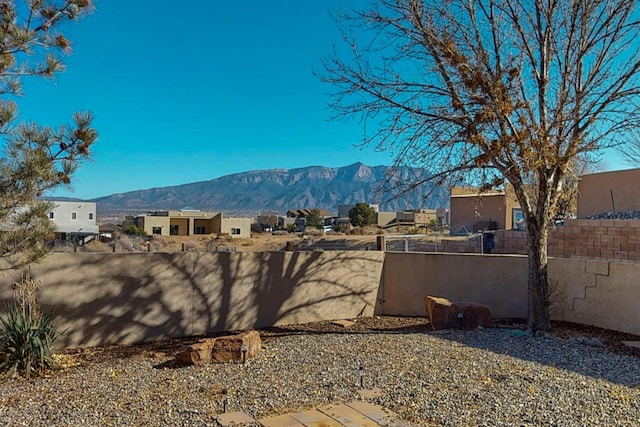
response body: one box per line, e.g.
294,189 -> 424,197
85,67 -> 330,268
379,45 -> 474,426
442,219 -> 640,263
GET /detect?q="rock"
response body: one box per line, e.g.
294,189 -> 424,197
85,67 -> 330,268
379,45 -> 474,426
586,338 -> 604,347
424,296 -> 492,330
575,336 -> 604,348
175,339 -> 216,366
211,330 -> 262,363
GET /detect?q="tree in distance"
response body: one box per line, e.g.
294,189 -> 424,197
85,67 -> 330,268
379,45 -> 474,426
349,203 -> 375,227
305,208 -> 325,229
323,0 -> 640,329
0,0 -> 97,271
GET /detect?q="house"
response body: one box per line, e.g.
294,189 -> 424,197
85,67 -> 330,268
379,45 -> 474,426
449,186 -> 521,234
133,209 -> 251,238
48,200 -> 99,244
98,223 -> 121,241
396,209 -> 438,228
577,168 -> 640,217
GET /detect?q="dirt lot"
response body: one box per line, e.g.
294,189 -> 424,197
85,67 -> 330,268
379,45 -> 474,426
82,230 -> 396,253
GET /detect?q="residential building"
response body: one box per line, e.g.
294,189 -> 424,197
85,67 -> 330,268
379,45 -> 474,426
396,209 -> 437,228
48,200 -> 99,244
133,209 -> 251,238
375,211 -> 397,228
449,186 -> 520,233
577,168 -> 640,217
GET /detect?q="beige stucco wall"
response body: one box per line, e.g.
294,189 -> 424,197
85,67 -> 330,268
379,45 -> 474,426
220,217 -> 252,238
2,251 -> 639,349
140,216 -> 169,236
0,251 -> 384,349
450,194 -> 510,231
577,168 -> 640,217
170,217 -> 190,235
376,211 -> 397,227
381,252 -> 529,318
450,186 -> 520,232
381,253 -> 640,336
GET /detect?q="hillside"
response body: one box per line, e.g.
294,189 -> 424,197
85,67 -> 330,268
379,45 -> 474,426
93,162 -> 447,217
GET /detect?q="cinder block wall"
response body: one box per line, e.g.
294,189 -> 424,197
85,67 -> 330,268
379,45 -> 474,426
440,219 -> 640,263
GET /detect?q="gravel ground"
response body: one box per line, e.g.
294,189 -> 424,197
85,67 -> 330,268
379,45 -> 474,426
1,317 -> 639,426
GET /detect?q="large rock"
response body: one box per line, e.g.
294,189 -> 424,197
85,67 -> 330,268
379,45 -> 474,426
175,339 -> 215,366
424,296 -> 492,330
211,330 -> 262,363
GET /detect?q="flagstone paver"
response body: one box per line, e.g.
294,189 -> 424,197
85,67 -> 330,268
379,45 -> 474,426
216,411 -> 258,426
318,403 -> 382,427
259,400 -> 415,427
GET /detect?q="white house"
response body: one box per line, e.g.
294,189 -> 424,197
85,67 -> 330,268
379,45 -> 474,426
48,200 -> 99,244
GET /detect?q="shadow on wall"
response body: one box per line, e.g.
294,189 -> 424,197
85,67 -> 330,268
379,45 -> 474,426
0,251 -> 384,349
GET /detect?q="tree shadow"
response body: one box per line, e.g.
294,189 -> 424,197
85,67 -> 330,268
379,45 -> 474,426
0,250 -> 384,350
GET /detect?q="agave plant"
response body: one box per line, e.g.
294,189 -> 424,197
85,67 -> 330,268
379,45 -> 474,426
0,301 -> 60,378
0,272 -> 61,379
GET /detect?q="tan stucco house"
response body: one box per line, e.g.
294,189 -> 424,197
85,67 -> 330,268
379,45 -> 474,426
133,209 -> 251,238
450,186 -> 521,233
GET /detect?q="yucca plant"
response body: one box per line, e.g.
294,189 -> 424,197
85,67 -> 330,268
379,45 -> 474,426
0,273 -> 61,378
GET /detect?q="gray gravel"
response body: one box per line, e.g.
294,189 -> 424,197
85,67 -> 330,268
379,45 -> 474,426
1,324 -> 639,426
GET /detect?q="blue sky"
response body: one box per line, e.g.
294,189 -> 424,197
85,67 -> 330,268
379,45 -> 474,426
17,1 -> 629,200
21,0 -> 390,200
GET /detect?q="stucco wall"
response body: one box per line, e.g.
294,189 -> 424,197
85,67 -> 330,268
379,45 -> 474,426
577,168 -> 640,217
220,217 -> 252,238
0,251 -> 384,349
1,251 -> 638,349
381,252 -> 529,318
381,253 -> 640,336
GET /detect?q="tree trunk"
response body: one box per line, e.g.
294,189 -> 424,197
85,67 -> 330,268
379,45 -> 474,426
526,219 -> 551,330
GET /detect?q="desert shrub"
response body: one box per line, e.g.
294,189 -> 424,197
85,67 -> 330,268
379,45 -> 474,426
116,235 -> 148,252
350,227 -> 365,235
0,274 -> 61,378
286,223 -> 298,232
339,223 -> 351,234
123,225 -> 147,237
84,240 -> 111,252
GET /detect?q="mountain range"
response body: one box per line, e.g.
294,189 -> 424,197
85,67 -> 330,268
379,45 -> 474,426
92,163 -> 448,218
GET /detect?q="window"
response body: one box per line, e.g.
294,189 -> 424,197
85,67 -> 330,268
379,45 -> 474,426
231,228 -> 241,235
89,213 -> 94,220
152,227 -> 162,235
170,225 -> 179,235
49,212 -> 54,219
71,212 -> 77,220
195,226 -> 206,234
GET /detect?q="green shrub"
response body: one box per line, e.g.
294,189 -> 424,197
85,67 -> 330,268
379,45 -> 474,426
123,225 -> 147,237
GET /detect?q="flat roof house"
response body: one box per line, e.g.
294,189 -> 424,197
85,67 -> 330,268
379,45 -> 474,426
450,186 -> 521,233
48,200 -> 99,244
133,209 -> 251,238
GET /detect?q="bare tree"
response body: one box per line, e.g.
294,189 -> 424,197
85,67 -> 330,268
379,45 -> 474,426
619,131 -> 640,167
0,1 -> 97,270
322,0 -> 640,329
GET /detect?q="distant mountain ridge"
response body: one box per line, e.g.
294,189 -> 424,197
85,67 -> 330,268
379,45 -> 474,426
93,162 -> 447,217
